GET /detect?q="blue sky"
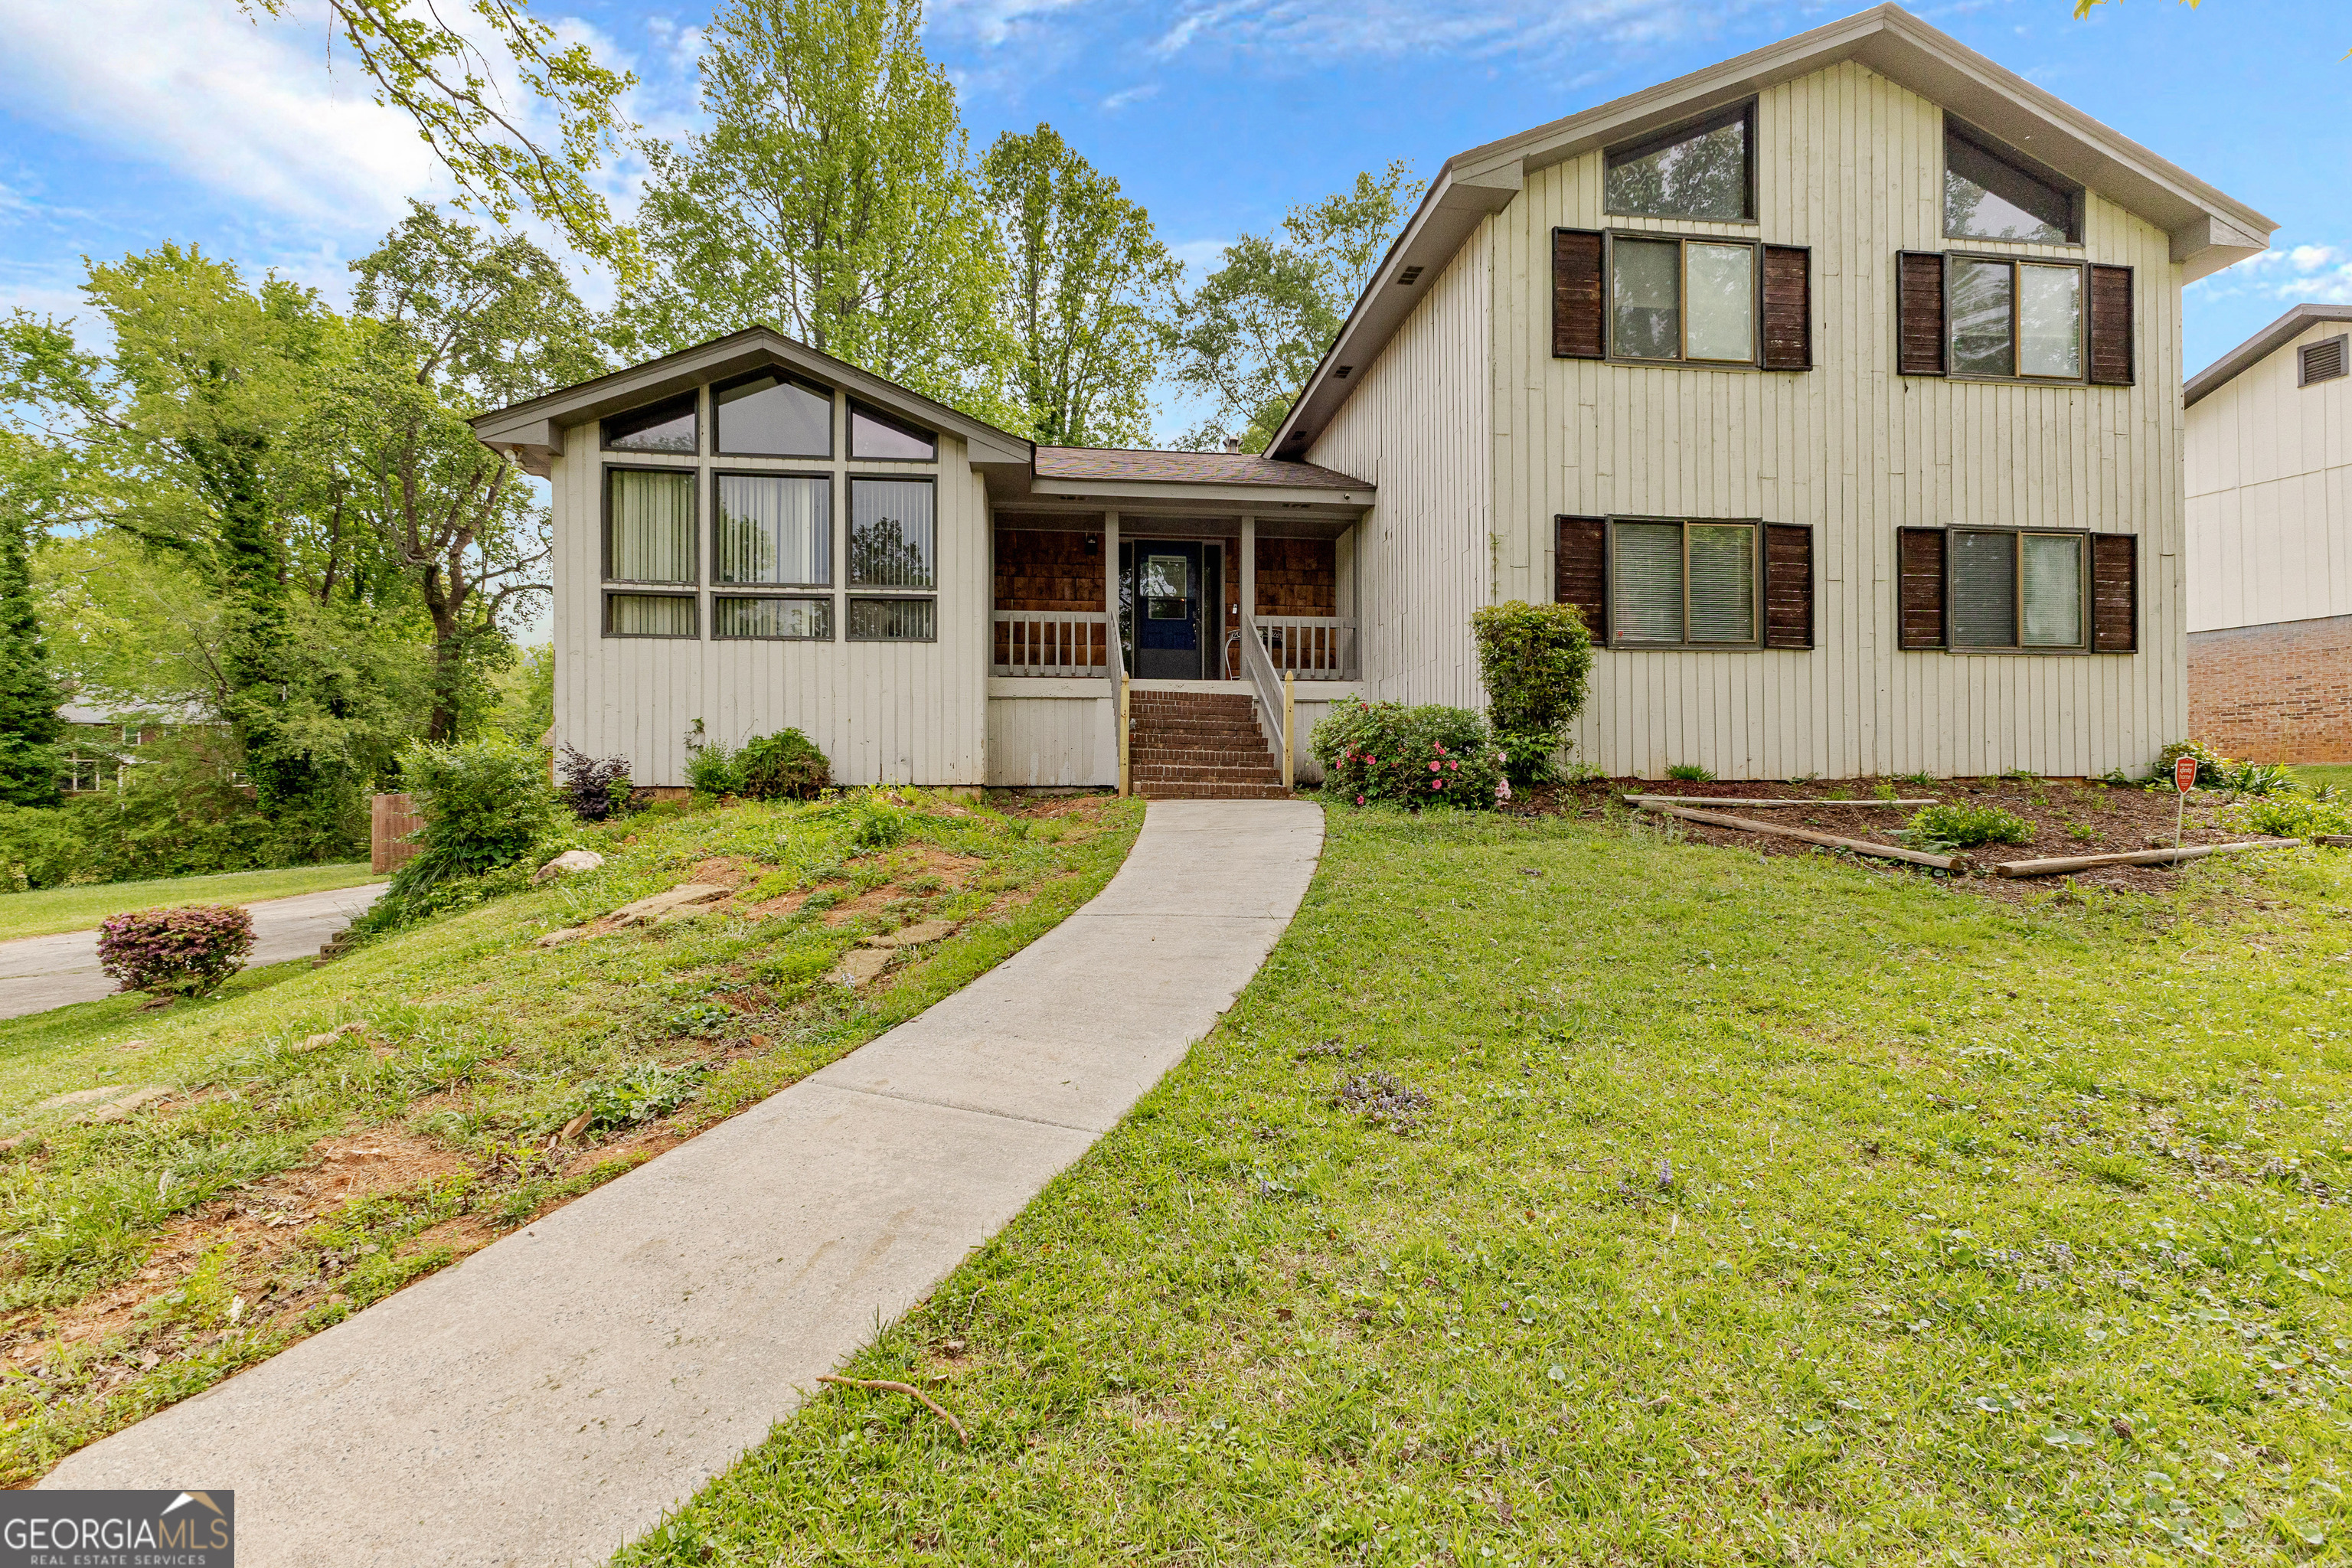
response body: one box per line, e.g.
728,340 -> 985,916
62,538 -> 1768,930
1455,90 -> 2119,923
2,0 -> 2346,443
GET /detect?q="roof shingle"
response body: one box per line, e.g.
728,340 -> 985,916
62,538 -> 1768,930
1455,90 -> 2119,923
1034,446 -> 1367,490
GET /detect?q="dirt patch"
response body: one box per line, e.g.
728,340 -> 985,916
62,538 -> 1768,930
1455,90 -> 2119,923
999,791 -> 1119,822
685,857 -> 764,890
1514,776 -> 2290,898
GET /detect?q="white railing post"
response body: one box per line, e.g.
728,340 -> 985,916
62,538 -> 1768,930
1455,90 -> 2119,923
1282,670 -> 1295,790
1118,671 -> 1131,798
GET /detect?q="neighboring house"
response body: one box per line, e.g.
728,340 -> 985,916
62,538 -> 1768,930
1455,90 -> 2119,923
470,3 -> 2272,791
2182,305 -> 2352,762
54,702 -> 220,794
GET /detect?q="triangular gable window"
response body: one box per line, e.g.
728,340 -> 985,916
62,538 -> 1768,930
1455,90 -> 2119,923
1604,103 -> 1753,222
1944,120 -> 2079,244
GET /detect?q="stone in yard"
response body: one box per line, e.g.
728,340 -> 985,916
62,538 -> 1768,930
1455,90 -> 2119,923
36,1085 -> 130,1111
87,1087 -> 172,1123
533,849 -> 606,886
609,884 -> 730,925
34,1084 -> 172,1121
827,947 -> 893,988
861,920 -> 959,949
534,926 -> 593,948
652,904 -> 722,928
296,1021 -> 367,1051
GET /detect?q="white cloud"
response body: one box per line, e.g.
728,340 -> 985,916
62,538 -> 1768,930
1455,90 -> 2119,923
932,0 -> 1093,48
2192,242 -> 2352,308
1147,0 -> 1749,66
0,0 -> 448,229
1100,83 -> 1161,111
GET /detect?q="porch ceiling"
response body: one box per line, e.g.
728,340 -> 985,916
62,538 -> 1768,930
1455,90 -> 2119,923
991,505 -> 1357,540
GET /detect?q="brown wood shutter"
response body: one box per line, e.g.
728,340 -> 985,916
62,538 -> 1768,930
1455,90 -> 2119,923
1555,515 -> 1607,641
1897,527 -> 1946,648
1552,230 -> 1606,359
1897,252 -> 1945,376
2090,534 -> 2138,652
2088,265 -> 2134,386
1762,524 -> 1814,648
1760,246 -> 1812,371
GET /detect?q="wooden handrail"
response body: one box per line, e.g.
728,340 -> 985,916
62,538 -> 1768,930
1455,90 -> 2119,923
1238,609 -> 1288,783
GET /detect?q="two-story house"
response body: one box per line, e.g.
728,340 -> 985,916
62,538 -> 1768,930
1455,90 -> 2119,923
471,3 -> 2273,791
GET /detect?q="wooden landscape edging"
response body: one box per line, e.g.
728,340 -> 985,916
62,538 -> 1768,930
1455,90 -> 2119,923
1623,795 -> 1938,808
1990,838 -> 2304,879
1633,801 -> 1962,871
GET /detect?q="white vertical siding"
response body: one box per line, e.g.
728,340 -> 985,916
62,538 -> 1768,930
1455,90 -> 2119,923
1325,58 -> 2186,779
1308,224 -> 1494,706
2185,318 -> 2352,632
550,427 -> 989,786
984,694 -> 1113,787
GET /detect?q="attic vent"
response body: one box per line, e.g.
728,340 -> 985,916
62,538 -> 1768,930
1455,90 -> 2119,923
2301,335 -> 2348,388
1395,266 -> 1425,286
1334,365 -> 1353,378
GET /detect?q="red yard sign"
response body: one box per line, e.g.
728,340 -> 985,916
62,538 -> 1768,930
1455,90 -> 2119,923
2174,756 -> 2199,793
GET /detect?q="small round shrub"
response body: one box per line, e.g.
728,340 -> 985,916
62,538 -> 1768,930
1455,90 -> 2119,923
2153,740 -> 2236,789
737,729 -> 831,801
557,746 -> 636,822
1470,600 -> 1594,785
1665,763 -> 1716,782
1905,802 -> 2034,849
97,903 -> 255,998
398,732 -> 557,885
1312,699 -> 1505,808
684,737 -> 743,797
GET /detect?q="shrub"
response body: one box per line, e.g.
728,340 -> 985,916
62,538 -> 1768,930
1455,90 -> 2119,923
557,746 -> 635,822
2226,791 -> 2352,839
1665,763 -> 1715,782
683,724 -> 743,797
848,793 -> 909,849
1905,802 -> 2034,850
1312,699 -> 1505,809
96,903 -> 254,998
0,802 -> 93,892
396,732 -> 557,887
737,729 -> 831,801
2228,761 -> 2297,797
1470,601 -> 1594,784
2153,739 -> 2236,789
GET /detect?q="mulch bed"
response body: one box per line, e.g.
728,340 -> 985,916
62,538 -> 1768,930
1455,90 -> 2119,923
1508,776 -> 2274,898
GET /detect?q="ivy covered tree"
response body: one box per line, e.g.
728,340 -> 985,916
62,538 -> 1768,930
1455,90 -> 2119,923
0,483 -> 63,807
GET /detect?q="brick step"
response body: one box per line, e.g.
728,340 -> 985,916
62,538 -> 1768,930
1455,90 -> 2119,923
1131,763 -> 1284,785
1130,747 -> 1279,769
1130,728 -> 1268,747
1138,781 -> 1294,799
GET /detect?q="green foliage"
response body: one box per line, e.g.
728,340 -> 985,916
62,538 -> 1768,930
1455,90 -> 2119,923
0,505 -> 61,806
683,729 -> 743,797
1311,699 -> 1504,809
1906,801 -> 2035,849
96,903 -> 255,998
2226,791 -> 2352,840
2229,762 -> 2297,797
0,803 -> 91,893
397,732 -> 557,886
1664,763 -> 1716,782
1168,163 -> 1419,451
980,125 -> 1181,447
847,795 -> 910,849
2153,739 -> 2237,789
736,730 -> 831,802
1469,601 -> 1594,786
621,0 -> 1013,422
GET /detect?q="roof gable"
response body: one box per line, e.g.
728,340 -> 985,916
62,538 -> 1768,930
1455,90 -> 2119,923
1271,2 -> 2276,460
2184,304 -> 2352,408
469,326 -> 1033,476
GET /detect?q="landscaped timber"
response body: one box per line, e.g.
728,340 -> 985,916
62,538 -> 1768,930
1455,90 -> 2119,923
1635,801 -> 1961,871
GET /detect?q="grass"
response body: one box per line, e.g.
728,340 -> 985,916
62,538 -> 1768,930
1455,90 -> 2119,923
0,863 -> 383,942
621,808 -> 2352,1566
2288,765 -> 2352,795
0,790 -> 1141,1484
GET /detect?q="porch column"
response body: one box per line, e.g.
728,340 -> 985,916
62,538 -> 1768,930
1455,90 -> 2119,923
1240,514 -> 1256,621
1102,509 -> 1119,665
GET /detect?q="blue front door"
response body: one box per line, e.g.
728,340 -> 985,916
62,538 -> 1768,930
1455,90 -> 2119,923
1132,542 -> 1202,679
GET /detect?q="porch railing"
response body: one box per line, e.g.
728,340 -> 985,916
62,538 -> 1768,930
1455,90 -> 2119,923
1253,616 -> 1357,680
993,610 -> 1109,677
1238,610 -> 1292,789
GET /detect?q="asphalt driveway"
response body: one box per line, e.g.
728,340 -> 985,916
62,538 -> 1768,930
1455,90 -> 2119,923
0,883 -> 388,1021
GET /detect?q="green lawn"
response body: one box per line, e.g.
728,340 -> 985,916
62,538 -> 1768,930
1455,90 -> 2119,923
0,863 -> 384,942
622,808 -> 2352,1566
0,791 -> 1140,1484
2288,765 -> 2352,795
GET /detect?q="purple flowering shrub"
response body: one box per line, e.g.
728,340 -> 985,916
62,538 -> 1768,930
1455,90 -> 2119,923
96,903 -> 256,998
1309,698 -> 1506,808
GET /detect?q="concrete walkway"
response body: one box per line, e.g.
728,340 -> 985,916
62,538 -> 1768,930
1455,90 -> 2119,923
44,800 -> 1324,1567
0,882 -> 389,1021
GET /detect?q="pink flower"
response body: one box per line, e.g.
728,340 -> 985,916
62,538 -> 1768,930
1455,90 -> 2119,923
1356,795 -> 1366,805
1432,779 -> 1445,790
1429,761 -> 1441,773
1497,778 -> 1514,803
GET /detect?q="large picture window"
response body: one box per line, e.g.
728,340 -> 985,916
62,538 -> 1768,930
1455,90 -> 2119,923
602,393 -> 698,455
714,372 -> 832,457
1609,518 -> 1759,648
606,469 -> 696,583
1948,256 -> 2085,381
714,472 -> 830,586
1947,528 -> 2086,651
848,478 -> 935,589
1945,120 -> 2079,244
1605,103 -> 1753,221
1609,235 -> 1759,364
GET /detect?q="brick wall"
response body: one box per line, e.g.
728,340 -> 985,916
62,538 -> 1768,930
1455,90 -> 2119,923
2187,614 -> 2352,762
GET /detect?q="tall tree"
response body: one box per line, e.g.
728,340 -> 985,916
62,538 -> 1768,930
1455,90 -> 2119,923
980,126 -> 1180,448
619,0 -> 1011,420
0,445 -> 64,806
1169,162 -> 1418,452
346,204 -> 606,740
233,0 -> 640,274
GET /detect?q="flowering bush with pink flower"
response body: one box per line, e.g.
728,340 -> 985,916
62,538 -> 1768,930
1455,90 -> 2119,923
96,903 -> 256,998
1309,699 -> 1507,809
